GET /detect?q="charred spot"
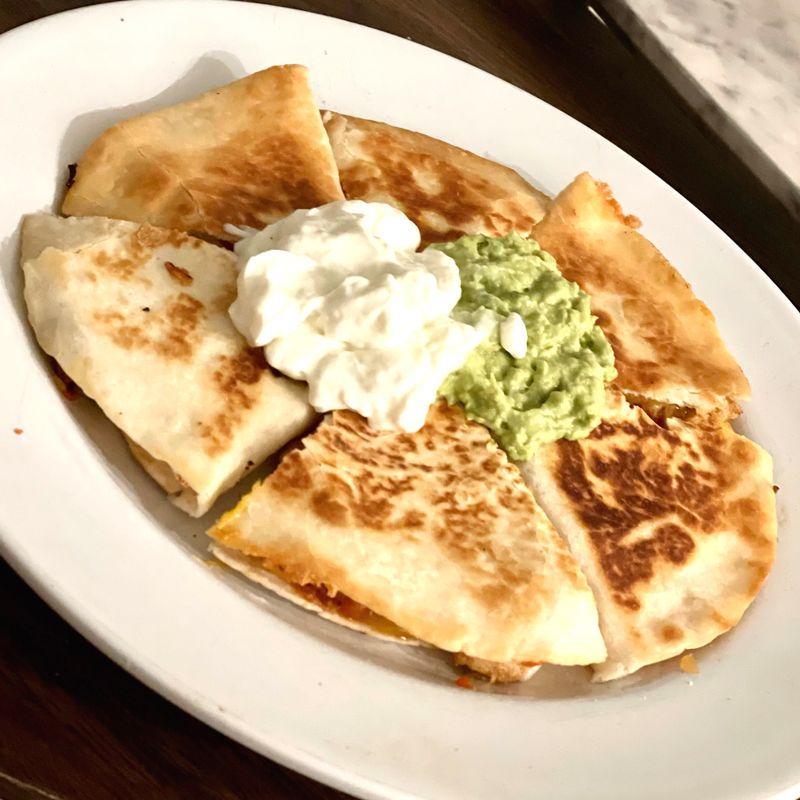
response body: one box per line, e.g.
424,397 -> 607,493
200,349 -> 269,455
554,422 -> 718,610
66,162 -> 78,189
398,510 -> 425,528
654,523 -> 695,564
271,451 -> 312,493
154,293 -> 203,359
311,489 -> 350,526
660,624 -> 683,643
133,224 -> 190,251
164,260 -> 194,285
352,495 -> 394,528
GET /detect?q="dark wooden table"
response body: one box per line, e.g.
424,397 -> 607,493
1,2 -> 798,799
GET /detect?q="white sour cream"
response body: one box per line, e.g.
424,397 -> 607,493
228,201 -> 487,431
499,311 -> 528,359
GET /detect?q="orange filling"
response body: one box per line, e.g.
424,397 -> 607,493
625,393 -> 696,426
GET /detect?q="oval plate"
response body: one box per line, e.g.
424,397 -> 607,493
1,3 -> 798,799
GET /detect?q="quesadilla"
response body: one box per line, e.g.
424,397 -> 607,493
22,213 -> 316,515
520,397 -> 777,681
62,65 -> 344,240
532,173 -> 750,421
323,112 -> 549,245
209,401 -> 607,666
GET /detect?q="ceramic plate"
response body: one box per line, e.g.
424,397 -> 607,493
1,2 -> 798,799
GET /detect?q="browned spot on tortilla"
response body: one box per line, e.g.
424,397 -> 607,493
553,409 -> 767,611
199,348 -> 271,456
311,489 -> 350,526
153,293 -> 203,359
132,224 -> 193,251
93,292 -> 203,360
270,450 -> 313,494
597,181 -> 641,228
88,225 -> 198,284
660,624 -> 682,643
163,260 -> 193,285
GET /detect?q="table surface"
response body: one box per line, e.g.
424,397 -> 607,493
603,0 -> 800,218
1,2 -> 798,799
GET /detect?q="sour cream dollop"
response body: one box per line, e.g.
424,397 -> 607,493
499,311 -> 528,359
228,201 -> 487,431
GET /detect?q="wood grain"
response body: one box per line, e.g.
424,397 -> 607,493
1,2 -> 797,799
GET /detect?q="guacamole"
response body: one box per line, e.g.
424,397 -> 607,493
432,233 -> 616,461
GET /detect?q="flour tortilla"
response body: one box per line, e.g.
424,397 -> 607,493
63,65 -> 344,240
520,398 -> 777,681
209,401 -> 607,666
22,213 -> 316,515
532,173 -> 750,421
324,111 -> 549,245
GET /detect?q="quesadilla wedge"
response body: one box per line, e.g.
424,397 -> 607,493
532,173 -> 750,421
323,112 -> 549,245
520,397 -> 777,681
22,213 -> 316,515
63,65 -> 344,240
209,401 -> 607,666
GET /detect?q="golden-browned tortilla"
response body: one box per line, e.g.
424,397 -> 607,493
62,65 -> 344,240
324,112 -> 549,245
532,173 -> 750,420
22,213 -> 316,515
520,399 -> 776,681
209,402 -> 607,665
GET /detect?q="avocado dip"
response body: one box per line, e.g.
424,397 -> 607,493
431,233 -> 616,461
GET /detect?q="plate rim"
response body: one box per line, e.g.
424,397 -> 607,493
1,3 -> 799,800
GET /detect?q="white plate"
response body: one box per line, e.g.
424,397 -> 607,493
1,3 -> 798,799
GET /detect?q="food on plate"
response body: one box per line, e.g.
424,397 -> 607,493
433,232 -> 616,460
21,213 -> 316,515
519,396 -> 776,681
208,401 -> 608,666
211,545 -> 415,642
532,173 -> 750,422
20,63 -> 777,687
62,65 -> 344,241
228,200 -> 490,431
452,653 -> 541,684
323,111 -> 549,244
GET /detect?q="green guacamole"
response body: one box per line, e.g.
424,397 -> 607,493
431,233 -> 616,461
